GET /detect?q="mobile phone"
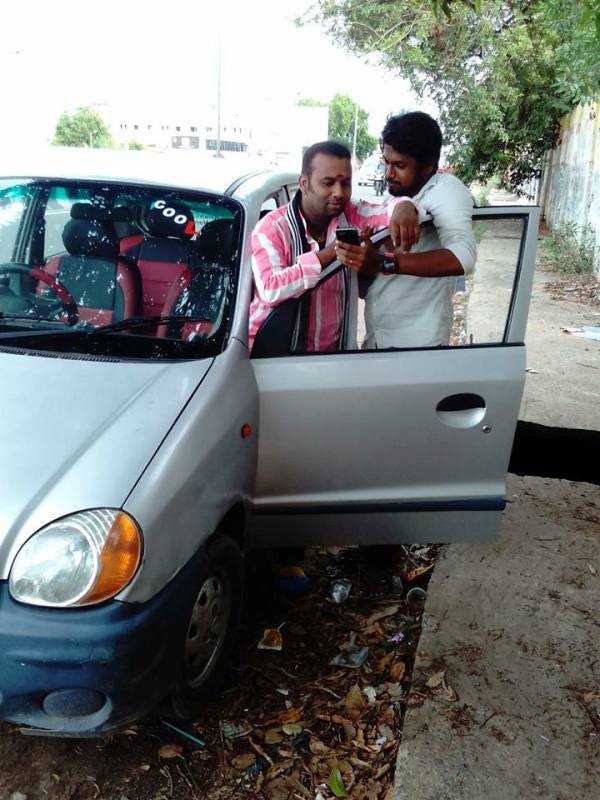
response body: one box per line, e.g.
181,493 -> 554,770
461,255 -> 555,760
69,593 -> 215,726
336,227 -> 361,246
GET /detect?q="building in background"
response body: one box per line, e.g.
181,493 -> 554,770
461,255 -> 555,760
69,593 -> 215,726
106,102 -> 328,168
106,105 -> 252,155
33,99 -> 328,173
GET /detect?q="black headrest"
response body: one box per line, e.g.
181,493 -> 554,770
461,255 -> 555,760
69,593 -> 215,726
70,202 -> 99,220
62,219 -> 119,258
196,218 -> 234,261
140,199 -> 195,239
71,203 -> 132,222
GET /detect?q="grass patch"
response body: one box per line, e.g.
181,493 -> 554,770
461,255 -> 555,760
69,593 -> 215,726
473,185 -> 491,207
539,222 -> 597,275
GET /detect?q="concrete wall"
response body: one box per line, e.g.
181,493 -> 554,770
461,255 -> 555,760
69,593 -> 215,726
539,100 -> 600,276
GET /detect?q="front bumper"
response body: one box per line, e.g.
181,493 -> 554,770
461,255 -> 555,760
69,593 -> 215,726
0,549 -> 203,736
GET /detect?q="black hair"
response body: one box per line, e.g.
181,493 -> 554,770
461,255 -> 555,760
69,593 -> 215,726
381,112 -> 442,169
301,140 -> 351,177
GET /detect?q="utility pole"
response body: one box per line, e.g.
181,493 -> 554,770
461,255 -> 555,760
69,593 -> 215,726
352,103 -> 358,169
215,37 -> 223,158
351,101 -> 358,167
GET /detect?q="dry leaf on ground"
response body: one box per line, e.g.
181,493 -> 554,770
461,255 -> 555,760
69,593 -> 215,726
426,669 -> 458,702
390,662 -> 406,682
158,744 -> 183,759
282,723 -> 302,735
258,628 -> 283,651
365,605 -> 400,627
404,564 -> 434,582
344,684 -> 366,712
280,706 -> 303,724
426,670 -> 446,689
309,737 -> 332,755
377,652 -> 395,673
231,752 -> 256,770
265,728 -> 284,744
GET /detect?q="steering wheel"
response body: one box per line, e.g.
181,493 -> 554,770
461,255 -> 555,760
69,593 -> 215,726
0,264 -> 79,326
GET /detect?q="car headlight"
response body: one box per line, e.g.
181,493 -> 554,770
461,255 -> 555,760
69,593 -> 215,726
9,509 -> 142,607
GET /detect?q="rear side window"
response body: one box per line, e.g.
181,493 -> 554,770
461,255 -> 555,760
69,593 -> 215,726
0,182 -> 33,263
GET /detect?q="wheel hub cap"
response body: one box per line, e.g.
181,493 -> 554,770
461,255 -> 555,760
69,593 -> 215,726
184,575 -> 229,688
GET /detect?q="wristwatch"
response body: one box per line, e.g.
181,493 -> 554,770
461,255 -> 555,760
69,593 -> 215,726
380,251 -> 396,275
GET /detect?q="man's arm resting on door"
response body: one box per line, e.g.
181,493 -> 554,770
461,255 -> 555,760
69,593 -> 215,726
387,247 -> 464,277
393,177 -> 477,277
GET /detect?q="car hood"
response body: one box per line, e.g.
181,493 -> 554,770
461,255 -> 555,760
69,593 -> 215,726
0,349 -> 213,579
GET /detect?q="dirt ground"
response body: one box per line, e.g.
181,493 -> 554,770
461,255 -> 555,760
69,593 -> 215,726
394,475 -> 600,800
0,546 -> 437,800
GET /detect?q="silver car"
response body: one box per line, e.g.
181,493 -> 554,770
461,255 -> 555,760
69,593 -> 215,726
0,150 -> 539,735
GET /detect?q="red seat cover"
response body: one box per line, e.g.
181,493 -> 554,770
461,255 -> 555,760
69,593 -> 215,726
43,253 -> 140,326
120,235 -> 194,333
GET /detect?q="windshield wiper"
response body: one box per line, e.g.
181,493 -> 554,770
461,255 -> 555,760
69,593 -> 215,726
0,315 -> 213,337
0,312 -> 56,323
90,316 -> 213,336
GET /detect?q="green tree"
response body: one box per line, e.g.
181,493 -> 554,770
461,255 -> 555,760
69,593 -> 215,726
53,107 -> 114,149
127,140 -> 145,151
297,97 -> 328,107
304,1 -> 600,190
328,94 -> 378,161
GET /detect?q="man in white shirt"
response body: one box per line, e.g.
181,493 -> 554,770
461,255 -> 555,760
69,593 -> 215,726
335,112 -> 477,349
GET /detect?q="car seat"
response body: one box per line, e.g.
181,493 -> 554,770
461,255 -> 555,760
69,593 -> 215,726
43,207 -> 142,326
157,218 -> 234,340
119,198 -> 198,328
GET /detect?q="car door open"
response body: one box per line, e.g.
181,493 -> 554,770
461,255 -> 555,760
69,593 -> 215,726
249,206 -> 540,548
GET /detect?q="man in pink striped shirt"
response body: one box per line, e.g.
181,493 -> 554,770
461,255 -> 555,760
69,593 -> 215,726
249,141 -> 422,352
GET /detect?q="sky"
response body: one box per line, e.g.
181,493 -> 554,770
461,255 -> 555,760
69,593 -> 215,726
0,0 -> 436,148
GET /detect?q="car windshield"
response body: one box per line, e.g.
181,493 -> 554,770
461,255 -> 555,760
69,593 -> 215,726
0,178 -> 242,359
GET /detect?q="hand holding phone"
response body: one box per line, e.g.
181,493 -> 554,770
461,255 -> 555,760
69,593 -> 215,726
335,225 -> 380,277
336,227 -> 361,246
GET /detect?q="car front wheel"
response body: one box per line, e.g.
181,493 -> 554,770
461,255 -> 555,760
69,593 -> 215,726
165,534 -> 243,719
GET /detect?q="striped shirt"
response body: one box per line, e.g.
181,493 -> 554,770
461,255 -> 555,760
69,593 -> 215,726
249,196 -> 411,351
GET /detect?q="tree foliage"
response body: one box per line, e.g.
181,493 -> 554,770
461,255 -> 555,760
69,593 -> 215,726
53,107 -> 114,149
328,93 -> 378,161
297,97 -> 329,107
304,1 -> 600,190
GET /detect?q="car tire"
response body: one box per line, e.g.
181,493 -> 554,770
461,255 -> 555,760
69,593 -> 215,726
165,534 -> 244,720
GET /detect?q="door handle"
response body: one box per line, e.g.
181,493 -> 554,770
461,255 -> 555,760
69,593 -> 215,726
436,393 -> 486,428
437,393 -> 485,412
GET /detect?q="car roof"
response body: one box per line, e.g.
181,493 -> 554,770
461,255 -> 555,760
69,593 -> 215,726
0,146 -> 298,197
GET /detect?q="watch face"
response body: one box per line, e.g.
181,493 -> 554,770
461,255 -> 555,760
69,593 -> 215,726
382,257 -> 396,274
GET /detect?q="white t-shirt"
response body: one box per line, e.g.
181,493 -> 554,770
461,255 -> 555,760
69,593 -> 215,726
364,172 -> 477,349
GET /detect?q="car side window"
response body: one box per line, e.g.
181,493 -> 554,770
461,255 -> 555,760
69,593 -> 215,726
0,184 -> 33,263
259,188 -> 288,220
250,210 -> 535,357
259,196 -> 277,218
355,216 -> 526,349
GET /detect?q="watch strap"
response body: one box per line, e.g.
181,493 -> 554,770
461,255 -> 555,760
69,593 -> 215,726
381,251 -> 396,275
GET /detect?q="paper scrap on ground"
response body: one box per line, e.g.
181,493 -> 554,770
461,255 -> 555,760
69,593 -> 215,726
562,325 -> 600,342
